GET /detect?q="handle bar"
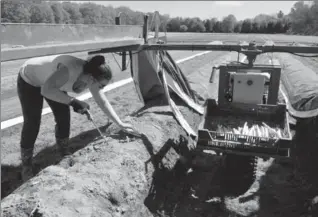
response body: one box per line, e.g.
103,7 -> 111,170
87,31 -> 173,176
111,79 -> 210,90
88,41 -> 318,60
140,43 -> 318,54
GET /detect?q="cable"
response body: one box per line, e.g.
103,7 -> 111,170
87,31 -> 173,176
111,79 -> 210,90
265,49 -> 318,57
289,53 -> 318,58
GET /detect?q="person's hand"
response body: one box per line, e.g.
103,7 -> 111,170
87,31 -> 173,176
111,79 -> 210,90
119,122 -> 141,137
69,98 -> 90,114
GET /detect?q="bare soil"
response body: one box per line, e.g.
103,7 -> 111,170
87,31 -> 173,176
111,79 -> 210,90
1,51 -> 318,217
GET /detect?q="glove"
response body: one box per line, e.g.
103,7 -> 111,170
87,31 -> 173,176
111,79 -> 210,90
69,98 -> 90,114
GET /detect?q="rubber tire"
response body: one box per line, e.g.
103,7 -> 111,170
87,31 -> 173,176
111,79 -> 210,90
221,154 -> 257,197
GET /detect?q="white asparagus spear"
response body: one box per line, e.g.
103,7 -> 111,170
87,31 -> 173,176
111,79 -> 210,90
246,126 -> 250,136
243,122 -> 248,135
233,128 -> 240,134
248,126 -> 252,136
220,125 -> 225,133
256,125 -> 262,137
251,125 -> 255,137
218,125 -> 223,133
250,126 -> 255,137
260,126 -> 265,137
251,126 -> 255,136
262,122 -> 278,136
217,124 -> 221,132
264,127 -> 269,138
255,125 -> 259,137
238,127 -> 243,134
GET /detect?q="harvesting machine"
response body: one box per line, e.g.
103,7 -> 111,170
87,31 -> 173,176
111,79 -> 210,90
87,15 -> 318,196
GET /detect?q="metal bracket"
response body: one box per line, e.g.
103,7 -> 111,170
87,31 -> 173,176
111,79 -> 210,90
240,42 -> 263,67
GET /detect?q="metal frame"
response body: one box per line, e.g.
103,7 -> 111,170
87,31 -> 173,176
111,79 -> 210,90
115,12 -> 130,71
217,64 -> 281,105
89,42 -> 318,55
1,14 -> 148,62
2,39 -> 144,62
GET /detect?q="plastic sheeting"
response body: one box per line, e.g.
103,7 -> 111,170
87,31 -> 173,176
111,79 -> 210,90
277,53 -> 318,118
130,49 -> 202,111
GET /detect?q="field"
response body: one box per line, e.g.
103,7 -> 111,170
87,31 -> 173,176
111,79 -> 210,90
1,33 -> 318,217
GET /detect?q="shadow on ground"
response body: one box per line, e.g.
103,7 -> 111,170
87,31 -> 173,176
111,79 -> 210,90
257,118 -> 318,217
142,117 -> 318,217
144,157 -> 227,217
1,122 -> 112,200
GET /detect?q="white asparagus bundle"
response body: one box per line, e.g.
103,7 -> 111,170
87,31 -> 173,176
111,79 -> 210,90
233,128 -> 240,134
256,125 -> 262,137
242,122 -> 249,135
238,127 -> 243,134
216,122 -> 285,139
262,122 -> 283,139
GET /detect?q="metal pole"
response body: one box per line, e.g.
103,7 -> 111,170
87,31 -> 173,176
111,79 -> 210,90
154,11 -> 160,41
143,15 -> 149,44
115,14 -> 127,71
209,65 -> 218,83
85,111 -> 109,144
115,16 -> 120,25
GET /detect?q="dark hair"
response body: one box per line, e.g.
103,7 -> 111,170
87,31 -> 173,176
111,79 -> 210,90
83,55 -> 112,81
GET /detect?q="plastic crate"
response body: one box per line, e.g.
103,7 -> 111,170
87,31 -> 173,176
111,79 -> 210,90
196,99 -> 293,158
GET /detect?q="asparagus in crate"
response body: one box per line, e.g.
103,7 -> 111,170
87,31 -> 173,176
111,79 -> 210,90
216,121 -> 285,139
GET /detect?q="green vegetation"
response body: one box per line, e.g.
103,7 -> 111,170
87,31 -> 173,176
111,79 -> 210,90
1,0 -> 318,35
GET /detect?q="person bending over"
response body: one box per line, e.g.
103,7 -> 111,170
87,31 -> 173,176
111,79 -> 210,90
17,54 -> 138,181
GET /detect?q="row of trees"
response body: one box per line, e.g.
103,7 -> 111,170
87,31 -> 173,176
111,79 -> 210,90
1,0 -> 318,35
167,14 -> 290,34
1,1 -> 148,25
166,1 -> 318,35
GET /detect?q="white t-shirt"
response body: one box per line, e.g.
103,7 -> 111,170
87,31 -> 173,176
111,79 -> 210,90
19,55 -> 86,93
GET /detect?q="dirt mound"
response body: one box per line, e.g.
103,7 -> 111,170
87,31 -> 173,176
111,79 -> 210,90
1,93 -> 199,217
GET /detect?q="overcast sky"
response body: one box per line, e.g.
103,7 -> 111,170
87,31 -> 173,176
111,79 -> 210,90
84,1 -> 298,20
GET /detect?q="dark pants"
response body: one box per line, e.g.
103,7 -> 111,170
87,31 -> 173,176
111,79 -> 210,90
17,73 -> 71,149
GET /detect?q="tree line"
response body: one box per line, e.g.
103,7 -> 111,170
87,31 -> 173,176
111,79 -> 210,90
1,0 -> 318,35
168,14 -> 290,34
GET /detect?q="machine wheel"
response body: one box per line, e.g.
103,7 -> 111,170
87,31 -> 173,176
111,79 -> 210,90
220,154 -> 257,197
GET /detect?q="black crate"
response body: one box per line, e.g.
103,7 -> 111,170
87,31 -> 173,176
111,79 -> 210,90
196,99 -> 293,158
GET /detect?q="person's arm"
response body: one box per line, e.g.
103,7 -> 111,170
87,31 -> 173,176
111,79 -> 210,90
89,82 -> 124,127
41,63 -> 73,104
